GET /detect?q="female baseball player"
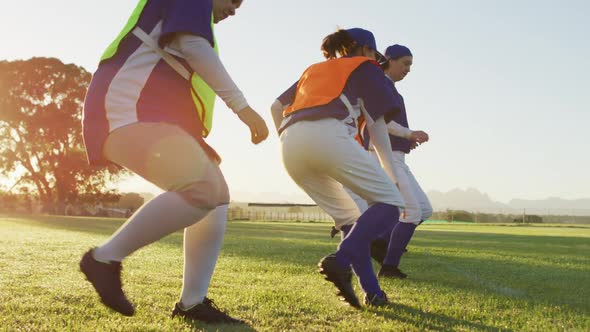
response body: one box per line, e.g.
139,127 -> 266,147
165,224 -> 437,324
80,0 -> 268,323
376,44 -> 432,278
345,44 -> 432,278
271,28 -> 404,307
295,42 -> 432,281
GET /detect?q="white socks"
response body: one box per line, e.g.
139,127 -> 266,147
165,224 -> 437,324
179,205 -> 228,308
93,193 -> 229,309
93,191 -> 210,263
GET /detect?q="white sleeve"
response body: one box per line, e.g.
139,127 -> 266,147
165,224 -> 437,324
175,34 -> 249,114
271,99 -> 286,134
387,120 -> 413,139
367,117 -> 398,185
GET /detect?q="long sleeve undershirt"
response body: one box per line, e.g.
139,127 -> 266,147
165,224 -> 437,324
367,117 -> 398,185
387,120 -> 413,138
170,34 -> 249,113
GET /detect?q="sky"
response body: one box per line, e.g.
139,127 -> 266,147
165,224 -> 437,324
1,0 -> 589,204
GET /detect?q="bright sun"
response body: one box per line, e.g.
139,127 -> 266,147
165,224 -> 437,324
0,167 -> 26,191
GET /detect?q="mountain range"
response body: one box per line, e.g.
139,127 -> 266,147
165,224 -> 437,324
427,188 -> 590,216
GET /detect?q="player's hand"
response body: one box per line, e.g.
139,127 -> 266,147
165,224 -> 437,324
409,130 -> 429,144
410,141 -> 420,150
237,106 -> 269,144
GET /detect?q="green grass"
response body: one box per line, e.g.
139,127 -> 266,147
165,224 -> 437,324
0,216 -> 589,331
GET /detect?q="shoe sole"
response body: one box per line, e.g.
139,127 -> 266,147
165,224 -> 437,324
317,260 -> 361,308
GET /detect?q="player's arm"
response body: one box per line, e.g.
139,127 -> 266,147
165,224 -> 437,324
387,120 -> 429,144
174,34 -> 268,143
367,117 -> 398,185
270,81 -> 298,135
175,34 -> 247,113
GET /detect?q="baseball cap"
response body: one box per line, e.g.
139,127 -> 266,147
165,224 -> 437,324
384,44 -> 413,60
345,28 -> 387,64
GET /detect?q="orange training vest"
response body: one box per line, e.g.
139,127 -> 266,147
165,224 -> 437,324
283,57 -> 377,117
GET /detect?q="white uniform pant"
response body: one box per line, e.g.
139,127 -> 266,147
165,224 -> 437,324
280,118 -> 404,229
347,150 -> 432,225
389,151 -> 432,224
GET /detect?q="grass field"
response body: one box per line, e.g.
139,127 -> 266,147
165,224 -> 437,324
1,215 -> 589,331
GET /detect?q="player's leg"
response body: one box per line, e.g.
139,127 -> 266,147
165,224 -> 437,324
343,186 -> 394,265
380,157 -> 421,278
171,204 -> 242,323
407,168 -> 433,222
287,170 -> 394,307
333,187 -> 367,240
282,147 -> 363,307
80,123 -> 227,316
179,205 -> 227,308
94,123 -> 227,261
281,118 -> 403,306
315,123 -> 403,306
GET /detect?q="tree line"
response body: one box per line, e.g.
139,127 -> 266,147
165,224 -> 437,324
0,57 -> 128,214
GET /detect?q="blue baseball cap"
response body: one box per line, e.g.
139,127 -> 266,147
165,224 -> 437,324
345,28 -> 387,63
384,44 -> 413,60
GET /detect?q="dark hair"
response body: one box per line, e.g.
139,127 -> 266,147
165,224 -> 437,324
380,59 -> 390,71
321,29 -> 359,59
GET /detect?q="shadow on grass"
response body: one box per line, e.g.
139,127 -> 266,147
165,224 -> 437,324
176,318 -> 258,332
375,302 -> 511,332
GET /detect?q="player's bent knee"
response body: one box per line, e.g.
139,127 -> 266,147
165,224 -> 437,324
178,182 -> 229,209
177,171 -> 230,209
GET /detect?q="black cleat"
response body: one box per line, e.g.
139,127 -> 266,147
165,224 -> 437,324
172,298 -> 244,324
318,254 -> 361,308
370,238 -> 388,266
378,264 -> 408,279
364,291 -> 389,307
80,249 -> 135,316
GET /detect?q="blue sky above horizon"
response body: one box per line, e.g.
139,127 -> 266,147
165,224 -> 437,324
1,0 -> 589,203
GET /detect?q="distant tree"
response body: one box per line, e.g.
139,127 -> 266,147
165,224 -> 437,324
19,187 -> 33,214
513,215 -> 543,223
473,212 -> 501,223
0,58 -> 128,213
0,191 -> 18,213
445,209 -> 474,222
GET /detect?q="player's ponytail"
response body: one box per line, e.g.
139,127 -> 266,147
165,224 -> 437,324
321,29 -> 359,59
